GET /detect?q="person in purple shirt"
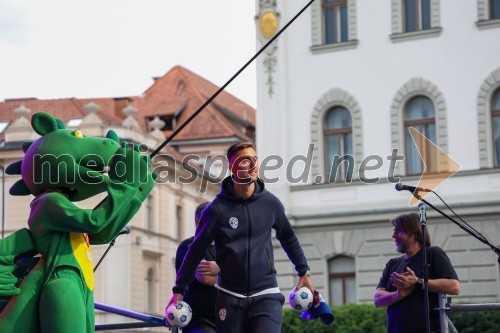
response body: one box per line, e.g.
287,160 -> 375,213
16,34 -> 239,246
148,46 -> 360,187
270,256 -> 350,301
175,202 -> 219,333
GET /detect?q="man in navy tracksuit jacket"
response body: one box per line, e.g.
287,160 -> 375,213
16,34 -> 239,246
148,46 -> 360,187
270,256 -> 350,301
167,142 -> 315,333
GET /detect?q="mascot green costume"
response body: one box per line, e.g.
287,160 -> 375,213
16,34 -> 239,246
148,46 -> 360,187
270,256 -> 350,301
0,112 -> 155,332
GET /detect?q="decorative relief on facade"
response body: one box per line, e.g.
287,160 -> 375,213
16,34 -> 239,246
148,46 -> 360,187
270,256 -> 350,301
256,0 -> 280,98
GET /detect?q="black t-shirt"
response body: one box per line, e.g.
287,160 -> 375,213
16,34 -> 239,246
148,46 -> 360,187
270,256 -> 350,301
377,246 -> 458,333
175,237 -> 217,324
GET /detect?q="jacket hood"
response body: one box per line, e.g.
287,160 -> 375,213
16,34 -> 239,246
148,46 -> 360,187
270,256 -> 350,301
217,176 -> 267,202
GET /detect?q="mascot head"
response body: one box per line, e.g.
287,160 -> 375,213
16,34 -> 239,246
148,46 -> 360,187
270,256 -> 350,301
6,112 -> 122,201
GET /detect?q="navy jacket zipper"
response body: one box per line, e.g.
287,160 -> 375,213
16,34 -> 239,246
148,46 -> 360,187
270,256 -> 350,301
244,197 -> 251,296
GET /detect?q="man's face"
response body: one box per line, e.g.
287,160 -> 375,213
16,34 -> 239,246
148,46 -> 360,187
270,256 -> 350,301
229,147 -> 259,184
392,227 -> 413,254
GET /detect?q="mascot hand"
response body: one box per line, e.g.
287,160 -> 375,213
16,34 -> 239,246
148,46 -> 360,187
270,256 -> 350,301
108,142 -> 156,198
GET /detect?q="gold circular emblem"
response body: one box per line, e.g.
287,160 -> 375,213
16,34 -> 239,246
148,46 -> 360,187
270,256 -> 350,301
259,11 -> 278,39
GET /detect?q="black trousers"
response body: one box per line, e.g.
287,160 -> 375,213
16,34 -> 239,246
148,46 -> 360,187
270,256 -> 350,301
183,317 -> 216,333
215,292 -> 285,333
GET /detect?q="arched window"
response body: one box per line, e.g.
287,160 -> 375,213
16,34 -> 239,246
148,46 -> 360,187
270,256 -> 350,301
322,0 -> 348,44
324,107 -> 353,182
146,268 -> 155,313
404,96 -> 436,175
328,255 -> 356,306
492,89 -> 500,167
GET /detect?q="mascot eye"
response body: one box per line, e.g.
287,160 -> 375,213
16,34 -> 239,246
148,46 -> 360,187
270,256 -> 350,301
73,130 -> 84,138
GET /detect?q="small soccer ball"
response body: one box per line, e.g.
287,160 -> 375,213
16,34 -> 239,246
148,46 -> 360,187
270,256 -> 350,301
165,301 -> 192,328
289,287 -> 313,312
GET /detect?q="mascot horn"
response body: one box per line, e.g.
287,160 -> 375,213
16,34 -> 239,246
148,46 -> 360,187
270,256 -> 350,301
0,112 -> 155,332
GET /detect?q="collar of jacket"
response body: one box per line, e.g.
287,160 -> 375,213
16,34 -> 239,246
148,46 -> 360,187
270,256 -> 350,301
217,176 -> 267,202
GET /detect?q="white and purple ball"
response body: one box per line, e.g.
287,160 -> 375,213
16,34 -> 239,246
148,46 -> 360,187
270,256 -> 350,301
166,301 -> 192,328
289,287 -> 313,312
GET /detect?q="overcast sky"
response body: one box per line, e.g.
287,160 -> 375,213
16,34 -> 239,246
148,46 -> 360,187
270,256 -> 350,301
0,0 -> 257,107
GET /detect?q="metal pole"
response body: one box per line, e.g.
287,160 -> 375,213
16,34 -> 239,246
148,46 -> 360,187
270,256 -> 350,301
94,302 -> 166,326
95,322 -> 166,331
419,203 -> 431,333
450,303 -> 500,312
437,293 -> 449,333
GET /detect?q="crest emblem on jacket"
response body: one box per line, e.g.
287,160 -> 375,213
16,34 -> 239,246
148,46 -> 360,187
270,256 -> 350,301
228,217 -> 238,229
219,308 -> 227,321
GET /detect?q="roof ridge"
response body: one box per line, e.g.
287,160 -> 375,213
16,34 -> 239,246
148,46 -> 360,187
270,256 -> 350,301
176,66 -> 246,140
69,98 -> 87,117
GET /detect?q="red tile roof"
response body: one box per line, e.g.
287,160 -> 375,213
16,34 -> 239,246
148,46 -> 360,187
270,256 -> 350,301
134,65 -> 255,141
0,65 -> 255,144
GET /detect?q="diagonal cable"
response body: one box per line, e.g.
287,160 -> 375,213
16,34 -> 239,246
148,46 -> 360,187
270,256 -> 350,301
150,0 -> 316,157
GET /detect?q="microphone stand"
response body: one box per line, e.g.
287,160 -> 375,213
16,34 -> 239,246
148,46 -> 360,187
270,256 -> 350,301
412,190 -> 500,331
416,196 -> 500,264
418,203 -> 431,333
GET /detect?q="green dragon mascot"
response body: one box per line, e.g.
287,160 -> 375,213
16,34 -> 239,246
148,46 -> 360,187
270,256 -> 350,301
0,112 -> 156,332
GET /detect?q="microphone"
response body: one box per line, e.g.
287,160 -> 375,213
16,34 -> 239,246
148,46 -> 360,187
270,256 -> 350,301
418,202 -> 427,222
118,226 -> 131,236
395,183 -> 432,193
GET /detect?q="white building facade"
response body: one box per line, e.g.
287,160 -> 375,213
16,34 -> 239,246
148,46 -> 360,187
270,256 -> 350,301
255,0 -> 500,305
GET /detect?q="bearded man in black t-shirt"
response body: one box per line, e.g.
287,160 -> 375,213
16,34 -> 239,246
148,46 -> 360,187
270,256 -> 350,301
374,212 -> 460,333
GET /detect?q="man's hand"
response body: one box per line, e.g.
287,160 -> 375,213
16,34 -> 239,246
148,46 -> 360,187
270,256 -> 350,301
295,275 -> 315,294
195,260 -> 219,286
166,293 -> 183,312
390,267 -> 418,289
390,267 -> 418,298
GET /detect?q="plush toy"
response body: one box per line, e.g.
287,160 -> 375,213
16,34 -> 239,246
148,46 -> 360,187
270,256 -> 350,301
0,112 -> 155,332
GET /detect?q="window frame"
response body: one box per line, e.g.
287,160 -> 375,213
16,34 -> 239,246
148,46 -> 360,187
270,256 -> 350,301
145,195 -> 154,231
328,255 -> 356,306
176,204 -> 183,240
477,69 -> 500,168
402,0 -> 431,33
329,271 -> 356,305
477,0 -> 500,29
146,268 -> 155,313
310,0 -> 358,53
390,0 -> 441,42
322,0 -> 348,44
491,89 -> 500,167
403,96 -> 437,175
323,107 -> 353,182
310,88 -> 363,184
491,0 -> 500,20
390,78 -> 448,177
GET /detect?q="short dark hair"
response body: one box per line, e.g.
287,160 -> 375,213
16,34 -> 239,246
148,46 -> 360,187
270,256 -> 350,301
195,201 -> 210,225
226,142 -> 256,162
391,212 -> 431,247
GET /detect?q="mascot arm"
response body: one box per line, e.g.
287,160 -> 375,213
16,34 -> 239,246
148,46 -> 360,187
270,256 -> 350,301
90,152 -> 156,244
88,195 -> 143,245
33,182 -> 139,236
0,229 -> 37,297
30,145 -> 155,244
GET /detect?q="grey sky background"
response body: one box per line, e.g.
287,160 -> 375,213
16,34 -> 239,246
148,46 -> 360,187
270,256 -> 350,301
0,0 -> 257,107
